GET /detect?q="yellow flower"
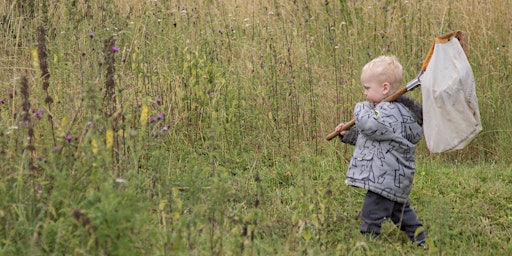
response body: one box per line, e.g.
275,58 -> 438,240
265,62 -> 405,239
61,117 -> 68,127
91,139 -> 99,155
106,129 -> 114,148
140,104 -> 149,125
32,48 -> 39,69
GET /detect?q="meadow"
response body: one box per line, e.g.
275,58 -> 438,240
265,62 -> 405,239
1,0 -> 511,255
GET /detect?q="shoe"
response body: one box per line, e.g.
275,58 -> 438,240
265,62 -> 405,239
416,239 -> 427,249
414,230 -> 426,248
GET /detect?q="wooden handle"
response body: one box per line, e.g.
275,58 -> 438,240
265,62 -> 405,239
326,119 -> 355,141
325,87 -> 408,141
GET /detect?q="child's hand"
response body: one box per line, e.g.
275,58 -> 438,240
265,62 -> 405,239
335,122 -> 347,136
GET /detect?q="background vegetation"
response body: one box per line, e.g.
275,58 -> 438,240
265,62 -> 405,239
1,0 -> 511,255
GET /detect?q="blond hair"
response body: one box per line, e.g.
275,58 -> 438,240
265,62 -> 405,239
361,55 -> 403,90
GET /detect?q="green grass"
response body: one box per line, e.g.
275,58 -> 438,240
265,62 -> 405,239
1,0 -> 512,255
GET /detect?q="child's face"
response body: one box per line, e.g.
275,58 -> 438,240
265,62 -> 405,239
360,72 -> 390,104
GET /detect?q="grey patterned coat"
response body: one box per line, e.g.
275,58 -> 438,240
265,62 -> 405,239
339,96 -> 423,203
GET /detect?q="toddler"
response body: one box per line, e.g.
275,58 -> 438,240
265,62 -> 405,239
336,55 -> 426,246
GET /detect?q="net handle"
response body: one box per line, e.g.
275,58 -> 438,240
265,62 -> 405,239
326,31 -> 469,141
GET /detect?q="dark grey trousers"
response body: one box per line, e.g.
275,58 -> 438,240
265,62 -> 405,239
360,190 -> 425,243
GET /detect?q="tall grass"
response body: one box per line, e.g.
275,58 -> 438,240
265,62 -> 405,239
1,0 -> 511,255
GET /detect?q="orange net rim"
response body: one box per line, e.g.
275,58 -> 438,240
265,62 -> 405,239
420,30 -> 469,72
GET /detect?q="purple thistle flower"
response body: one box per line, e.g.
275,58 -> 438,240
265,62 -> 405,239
65,135 -> 72,142
157,113 -> 164,120
35,111 -> 43,119
156,98 -> 162,105
150,116 -> 157,123
9,88 -> 17,99
159,126 -> 169,136
112,46 -> 119,53
8,88 -> 17,99
0,98 -> 4,104
89,32 -> 95,38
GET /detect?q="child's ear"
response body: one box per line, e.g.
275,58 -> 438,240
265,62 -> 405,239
382,82 -> 391,94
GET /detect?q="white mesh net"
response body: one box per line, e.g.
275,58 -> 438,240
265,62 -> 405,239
421,37 -> 482,153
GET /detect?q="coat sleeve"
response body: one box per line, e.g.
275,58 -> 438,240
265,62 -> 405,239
353,101 -> 399,141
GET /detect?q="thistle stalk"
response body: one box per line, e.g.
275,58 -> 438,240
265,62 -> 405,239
37,25 -> 56,146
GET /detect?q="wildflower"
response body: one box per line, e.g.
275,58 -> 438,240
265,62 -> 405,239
89,32 -> 94,38
112,46 -> 119,53
159,126 -> 169,135
65,135 -> 72,142
150,116 -> 157,123
140,104 -> 149,124
52,25 -> 57,30
0,98 -> 4,104
106,129 -> 114,148
157,113 -> 164,120
218,29 -> 223,34
156,98 -> 162,105
9,88 -> 17,99
91,139 -> 98,155
35,111 -> 43,119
